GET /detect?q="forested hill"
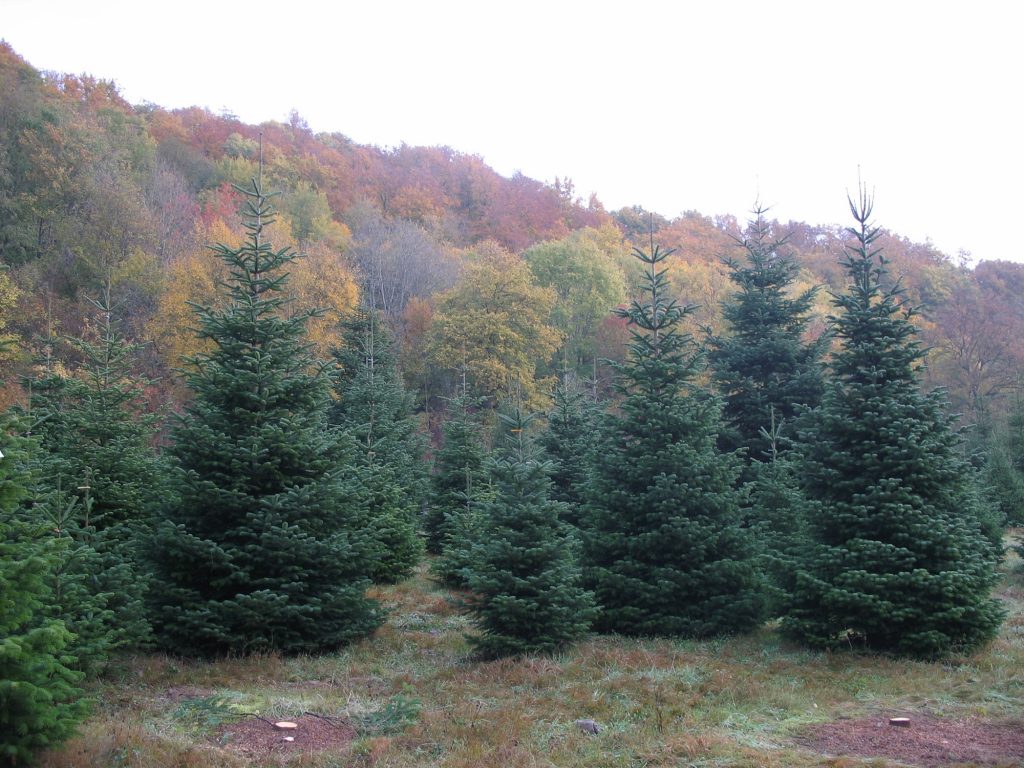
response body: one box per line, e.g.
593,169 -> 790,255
1,41 -> 1021,423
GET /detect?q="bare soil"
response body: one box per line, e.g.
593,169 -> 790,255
795,713 -> 1024,767
217,714 -> 356,761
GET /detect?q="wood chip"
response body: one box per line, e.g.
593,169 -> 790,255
274,721 -> 299,730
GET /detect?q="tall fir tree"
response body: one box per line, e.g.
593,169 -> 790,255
582,242 -> 764,637
149,176 -> 379,656
708,205 -> 824,463
785,190 -> 1003,658
330,307 -> 426,583
0,410 -> 86,765
23,286 -> 157,662
464,407 -> 595,657
538,373 -> 598,527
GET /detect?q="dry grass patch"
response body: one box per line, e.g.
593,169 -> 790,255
39,545 -> 1024,768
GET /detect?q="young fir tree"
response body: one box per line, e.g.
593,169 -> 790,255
429,391 -> 493,587
426,389 -> 487,554
582,243 -> 764,637
538,373 -> 598,527
330,307 -> 426,583
708,205 -> 824,463
745,412 -> 808,616
784,191 -> 1004,659
23,286 -> 157,661
464,407 -> 595,657
149,177 -> 379,656
0,411 -> 86,765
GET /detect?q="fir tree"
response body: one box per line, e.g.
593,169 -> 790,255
464,408 -> 594,657
430,392 -> 495,588
330,307 -> 427,583
582,243 -> 764,637
746,413 -> 808,616
24,286 -> 157,660
149,177 -> 379,656
426,390 -> 488,555
538,374 -> 597,527
785,190 -> 1004,659
708,205 -> 824,463
0,411 -> 86,765
985,392 -> 1024,525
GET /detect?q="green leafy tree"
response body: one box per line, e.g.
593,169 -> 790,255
708,206 -> 825,463
524,228 -> 626,373
0,410 -> 86,765
149,177 -> 379,656
464,408 -> 595,657
784,191 -> 1004,659
330,307 -> 426,583
582,243 -> 764,637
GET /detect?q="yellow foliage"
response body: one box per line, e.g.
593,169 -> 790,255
428,243 -> 561,407
284,239 -> 360,358
148,217 -> 359,374
0,270 -> 20,363
664,257 -> 731,336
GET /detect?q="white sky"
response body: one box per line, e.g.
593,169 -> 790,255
3,0 -> 1022,263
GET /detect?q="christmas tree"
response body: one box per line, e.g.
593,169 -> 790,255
427,389 -> 488,556
785,190 -> 1003,658
464,407 -> 594,657
538,374 -> 598,527
0,411 -> 86,764
149,176 -> 379,656
330,307 -> 427,583
23,286 -> 157,662
708,205 -> 824,464
583,242 -> 764,636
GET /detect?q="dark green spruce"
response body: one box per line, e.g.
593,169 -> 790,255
464,408 -> 594,657
23,286 -> 157,664
708,205 -> 824,463
538,374 -> 598,527
430,390 -> 494,588
149,178 -> 379,656
784,191 -> 1004,659
582,243 -> 764,636
330,307 -> 426,583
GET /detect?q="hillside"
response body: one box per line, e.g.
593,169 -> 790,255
1,39 -> 1022,422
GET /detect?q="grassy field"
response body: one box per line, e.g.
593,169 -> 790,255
40,538 -> 1024,768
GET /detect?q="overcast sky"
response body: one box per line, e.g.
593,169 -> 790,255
3,0 -> 1021,263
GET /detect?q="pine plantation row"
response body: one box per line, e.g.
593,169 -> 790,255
0,181 -> 1008,765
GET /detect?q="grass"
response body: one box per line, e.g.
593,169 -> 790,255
40,537 -> 1024,768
